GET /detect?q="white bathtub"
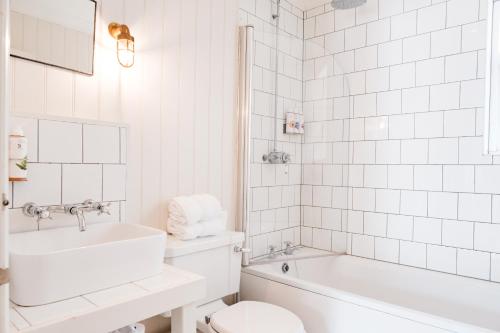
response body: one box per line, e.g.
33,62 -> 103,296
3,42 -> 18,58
240,247 -> 500,333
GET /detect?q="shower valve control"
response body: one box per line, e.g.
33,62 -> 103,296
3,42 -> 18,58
262,151 -> 290,164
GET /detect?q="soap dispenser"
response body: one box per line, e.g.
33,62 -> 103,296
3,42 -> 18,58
9,127 -> 28,182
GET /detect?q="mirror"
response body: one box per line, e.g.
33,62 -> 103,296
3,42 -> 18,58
10,0 -> 96,75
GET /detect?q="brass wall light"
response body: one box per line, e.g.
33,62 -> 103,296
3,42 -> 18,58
108,22 -> 135,68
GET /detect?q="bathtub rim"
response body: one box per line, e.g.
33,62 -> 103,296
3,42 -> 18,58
242,255 -> 499,333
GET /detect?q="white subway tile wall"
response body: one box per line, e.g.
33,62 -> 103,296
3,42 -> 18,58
9,115 -> 126,233
302,0 -> 496,283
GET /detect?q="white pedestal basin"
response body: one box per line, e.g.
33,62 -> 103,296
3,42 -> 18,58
10,222 -> 166,306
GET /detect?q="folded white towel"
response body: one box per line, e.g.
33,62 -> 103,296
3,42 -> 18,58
192,194 -> 222,220
167,196 -> 203,225
167,211 -> 227,240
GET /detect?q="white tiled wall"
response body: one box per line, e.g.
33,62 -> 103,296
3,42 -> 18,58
302,0 -> 500,283
9,115 -> 126,233
239,0 -> 304,257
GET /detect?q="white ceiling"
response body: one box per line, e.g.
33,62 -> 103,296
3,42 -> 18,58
288,0 -> 330,11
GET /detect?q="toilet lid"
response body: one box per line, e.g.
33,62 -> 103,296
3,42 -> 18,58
210,301 -> 305,333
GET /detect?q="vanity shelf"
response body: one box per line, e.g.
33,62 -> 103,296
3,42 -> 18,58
9,264 -> 205,333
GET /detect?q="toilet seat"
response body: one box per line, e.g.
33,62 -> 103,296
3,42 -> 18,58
209,301 -> 305,333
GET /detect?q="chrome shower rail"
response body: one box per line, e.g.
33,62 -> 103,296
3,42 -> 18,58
237,25 -> 254,266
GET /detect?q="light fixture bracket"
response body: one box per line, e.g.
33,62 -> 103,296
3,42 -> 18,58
108,22 -> 132,40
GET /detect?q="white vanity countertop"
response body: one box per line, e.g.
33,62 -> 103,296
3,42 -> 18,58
9,264 -> 206,333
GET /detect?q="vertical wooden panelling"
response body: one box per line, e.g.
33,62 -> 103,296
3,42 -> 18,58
160,0 -> 181,225
140,0 -> 164,229
208,0 -> 225,201
222,0 -> 238,230
97,0 -> 123,122
122,0 -> 145,226
11,58 -> 44,114
193,0 -> 211,194
10,0 -> 239,229
74,73 -> 99,119
46,67 -> 73,117
177,0 -> 197,195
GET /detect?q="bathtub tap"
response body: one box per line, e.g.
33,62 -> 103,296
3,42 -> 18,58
268,245 -> 279,259
283,241 -> 297,255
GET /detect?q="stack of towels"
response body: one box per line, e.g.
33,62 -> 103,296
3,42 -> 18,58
166,194 -> 227,240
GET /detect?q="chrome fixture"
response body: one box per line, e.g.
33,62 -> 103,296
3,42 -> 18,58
234,245 -> 251,254
237,25 -> 255,266
262,151 -> 291,164
331,0 -> 367,9
22,203 -> 51,224
2,193 -> 9,207
22,199 -> 111,231
267,0 -> 291,165
282,262 -> 290,273
268,245 -> 279,259
283,241 -> 296,255
272,0 -> 281,19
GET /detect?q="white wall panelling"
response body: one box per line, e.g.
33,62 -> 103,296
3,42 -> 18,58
12,0 -> 239,231
120,0 -> 238,230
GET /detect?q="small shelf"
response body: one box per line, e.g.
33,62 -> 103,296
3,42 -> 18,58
10,264 -> 205,333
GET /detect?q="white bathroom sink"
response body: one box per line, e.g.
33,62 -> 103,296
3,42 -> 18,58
9,222 -> 166,306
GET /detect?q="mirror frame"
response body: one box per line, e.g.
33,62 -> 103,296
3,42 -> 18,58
10,0 -> 97,76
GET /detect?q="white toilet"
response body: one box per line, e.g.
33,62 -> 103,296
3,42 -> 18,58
164,231 -> 305,333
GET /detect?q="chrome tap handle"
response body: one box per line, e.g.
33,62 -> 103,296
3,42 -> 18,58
282,153 -> 291,163
83,199 -> 97,209
97,202 -> 111,216
283,241 -> 296,255
36,210 -> 52,223
268,245 -> 279,259
81,199 -> 111,215
23,203 -> 52,222
38,209 -> 51,219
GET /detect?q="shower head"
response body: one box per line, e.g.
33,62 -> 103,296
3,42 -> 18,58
331,0 -> 367,9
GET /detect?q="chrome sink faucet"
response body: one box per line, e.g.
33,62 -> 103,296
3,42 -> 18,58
64,200 -> 111,231
68,205 -> 88,232
23,199 -> 111,232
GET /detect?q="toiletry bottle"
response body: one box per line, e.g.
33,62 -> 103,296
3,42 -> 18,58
9,127 -> 28,181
